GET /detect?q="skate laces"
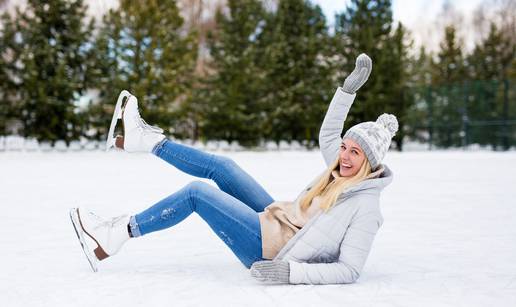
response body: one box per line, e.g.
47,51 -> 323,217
133,103 -> 164,134
138,116 -> 164,134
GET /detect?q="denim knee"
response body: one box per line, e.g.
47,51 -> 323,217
211,156 -> 241,182
211,155 -> 238,172
185,180 -> 212,192
183,180 -> 213,209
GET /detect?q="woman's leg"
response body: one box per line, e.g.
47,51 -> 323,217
151,139 -> 274,213
130,180 -> 264,269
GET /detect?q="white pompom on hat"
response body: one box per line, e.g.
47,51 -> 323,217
343,113 -> 399,171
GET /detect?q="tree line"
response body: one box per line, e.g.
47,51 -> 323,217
0,0 -> 514,149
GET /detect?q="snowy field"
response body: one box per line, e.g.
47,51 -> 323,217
1,148 -> 515,306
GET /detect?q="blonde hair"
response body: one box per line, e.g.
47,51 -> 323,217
300,156 -> 372,212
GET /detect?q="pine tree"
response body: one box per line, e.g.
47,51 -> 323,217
335,0 -> 410,150
383,22 -> 412,150
468,22 -> 514,81
335,0 -> 390,125
404,46 -> 434,146
412,46 -> 433,86
88,0 -> 197,140
430,25 -> 466,148
0,0 -> 95,143
199,0 -> 267,146
260,0 -> 334,146
433,25 -> 465,85
466,22 -> 515,149
0,18 -> 10,135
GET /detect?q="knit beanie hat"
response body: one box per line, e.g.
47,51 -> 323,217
343,113 -> 399,171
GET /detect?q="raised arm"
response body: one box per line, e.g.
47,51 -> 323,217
318,54 -> 372,166
318,88 -> 356,166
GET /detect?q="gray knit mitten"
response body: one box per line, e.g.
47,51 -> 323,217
342,53 -> 372,94
250,260 -> 290,284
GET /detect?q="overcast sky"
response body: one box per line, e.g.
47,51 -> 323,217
312,0 -> 484,25
3,0 -> 488,52
312,0 -> 486,52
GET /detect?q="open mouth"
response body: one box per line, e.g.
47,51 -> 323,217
341,162 -> 352,169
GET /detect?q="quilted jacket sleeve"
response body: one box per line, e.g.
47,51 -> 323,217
288,212 -> 382,285
318,87 -> 356,167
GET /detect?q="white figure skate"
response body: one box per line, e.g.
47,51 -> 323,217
106,90 -> 165,152
69,207 -> 131,272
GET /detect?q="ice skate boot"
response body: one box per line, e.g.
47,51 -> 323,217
106,90 -> 165,152
69,207 -> 131,272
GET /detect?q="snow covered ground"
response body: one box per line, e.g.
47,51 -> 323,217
1,148 -> 515,306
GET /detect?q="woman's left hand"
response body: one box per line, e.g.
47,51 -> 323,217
250,260 -> 290,284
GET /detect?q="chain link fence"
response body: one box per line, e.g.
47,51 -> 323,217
406,79 -> 515,150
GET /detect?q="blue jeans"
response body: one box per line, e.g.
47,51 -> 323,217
129,139 -> 275,268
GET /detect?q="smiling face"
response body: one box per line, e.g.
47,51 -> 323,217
339,138 -> 367,177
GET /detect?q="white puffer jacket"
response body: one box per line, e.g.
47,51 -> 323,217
273,87 -> 394,284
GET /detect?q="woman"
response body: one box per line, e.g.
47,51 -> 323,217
69,53 -> 398,285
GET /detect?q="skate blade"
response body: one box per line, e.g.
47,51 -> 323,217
106,90 -> 132,151
69,208 -> 99,272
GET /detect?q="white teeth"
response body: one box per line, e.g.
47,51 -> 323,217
341,163 -> 351,168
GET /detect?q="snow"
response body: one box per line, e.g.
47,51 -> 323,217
1,149 -> 515,306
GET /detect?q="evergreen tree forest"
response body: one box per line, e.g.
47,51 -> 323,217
0,0 -> 514,150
